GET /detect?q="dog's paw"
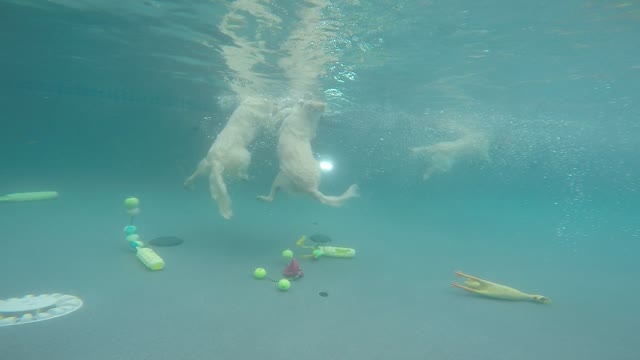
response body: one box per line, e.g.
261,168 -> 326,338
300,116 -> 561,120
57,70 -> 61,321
183,180 -> 195,190
220,208 -> 233,219
256,195 -> 273,202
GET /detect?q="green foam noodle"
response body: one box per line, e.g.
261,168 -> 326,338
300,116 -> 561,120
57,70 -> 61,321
0,191 -> 59,202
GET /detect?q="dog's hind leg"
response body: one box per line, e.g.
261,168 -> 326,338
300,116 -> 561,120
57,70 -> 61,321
411,145 -> 431,155
208,163 -> 233,219
257,172 -> 284,203
310,184 -> 360,207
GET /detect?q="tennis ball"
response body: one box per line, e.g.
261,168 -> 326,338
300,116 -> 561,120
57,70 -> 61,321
254,268 -> 267,279
282,249 -> 293,260
124,197 -> 139,210
278,279 -> 291,291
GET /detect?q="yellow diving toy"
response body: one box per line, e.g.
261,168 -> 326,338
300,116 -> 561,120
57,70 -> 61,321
296,235 -> 355,259
122,197 -> 164,271
451,271 -> 550,304
0,191 -> 59,202
135,247 -> 165,271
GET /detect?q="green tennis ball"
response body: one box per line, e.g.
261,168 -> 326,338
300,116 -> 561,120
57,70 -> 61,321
254,268 -> 267,280
278,279 -> 291,291
282,249 -> 293,260
124,197 -> 139,210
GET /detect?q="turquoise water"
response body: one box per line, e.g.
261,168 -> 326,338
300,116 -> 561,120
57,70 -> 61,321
1,1 -> 639,359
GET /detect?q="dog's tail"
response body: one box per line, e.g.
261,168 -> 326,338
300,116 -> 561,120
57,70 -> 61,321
313,184 -> 360,207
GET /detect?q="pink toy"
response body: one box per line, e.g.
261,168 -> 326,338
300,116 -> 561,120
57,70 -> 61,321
283,258 -> 304,280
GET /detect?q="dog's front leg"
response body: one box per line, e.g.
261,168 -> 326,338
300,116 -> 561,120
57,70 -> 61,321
184,158 -> 210,190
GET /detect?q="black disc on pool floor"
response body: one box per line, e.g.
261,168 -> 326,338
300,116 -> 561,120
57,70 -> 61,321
319,291 -> 329,297
309,234 -> 332,244
149,236 -> 184,247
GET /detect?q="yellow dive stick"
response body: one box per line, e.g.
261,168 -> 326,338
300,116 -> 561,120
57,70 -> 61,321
135,247 -> 165,271
296,235 -> 356,259
0,191 -> 59,202
123,197 -> 165,271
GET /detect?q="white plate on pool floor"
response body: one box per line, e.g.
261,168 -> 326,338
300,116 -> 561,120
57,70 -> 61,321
0,293 -> 83,327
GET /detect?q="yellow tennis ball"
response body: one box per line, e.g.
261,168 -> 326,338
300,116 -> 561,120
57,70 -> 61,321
254,268 -> 267,279
278,279 -> 291,291
282,249 -> 293,260
124,197 -> 139,210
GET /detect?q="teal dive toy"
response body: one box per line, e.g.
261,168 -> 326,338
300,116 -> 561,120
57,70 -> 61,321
122,197 -> 164,271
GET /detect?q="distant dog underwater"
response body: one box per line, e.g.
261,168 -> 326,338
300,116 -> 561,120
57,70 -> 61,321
412,131 -> 490,180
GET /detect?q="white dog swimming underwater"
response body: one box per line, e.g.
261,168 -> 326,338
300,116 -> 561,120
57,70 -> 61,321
184,97 -> 285,219
258,100 -> 359,206
411,131 -> 490,180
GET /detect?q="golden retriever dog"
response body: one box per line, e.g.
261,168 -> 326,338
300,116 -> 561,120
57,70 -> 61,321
185,97 -> 283,219
258,100 -> 359,206
412,131 -> 490,180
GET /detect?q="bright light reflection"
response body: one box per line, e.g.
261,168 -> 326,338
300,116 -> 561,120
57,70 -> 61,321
319,160 -> 334,172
